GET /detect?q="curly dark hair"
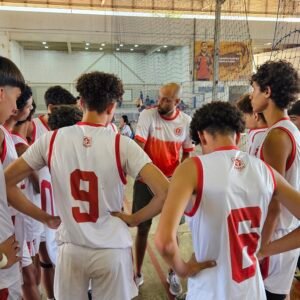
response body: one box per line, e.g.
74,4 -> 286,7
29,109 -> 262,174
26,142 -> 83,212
0,56 -> 25,90
190,101 -> 245,145
236,93 -> 266,123
15,99 -> 36,126
48,105 -> 83,130
17,85 -> 32,110
44,86 -> 76,107
251,60 -> 300,109
76,71 -> 124,113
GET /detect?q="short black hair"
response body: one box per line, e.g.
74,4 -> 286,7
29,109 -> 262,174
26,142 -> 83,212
251,60 -> 300,109
48,105 -> 83,130
17,85 -> 32,110
122,115 -> 130,125
190,101 -> 245,145
288,100 -> 300,116
0,56 -> 25,90
236,93 -> 266,123
76,72 -> 124,113
44,86 -> 76,107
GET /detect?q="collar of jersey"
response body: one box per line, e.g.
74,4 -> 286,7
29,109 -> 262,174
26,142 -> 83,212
159,109 -> 180,121
270,116 -> 290,127
213,145 -> 239,152
77,122 -> 106,127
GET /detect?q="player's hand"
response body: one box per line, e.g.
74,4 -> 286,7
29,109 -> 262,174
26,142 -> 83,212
0,235 -> 20,269
46,215 -> 61,229
185,253 -> 216,277
111,212 -> 138,227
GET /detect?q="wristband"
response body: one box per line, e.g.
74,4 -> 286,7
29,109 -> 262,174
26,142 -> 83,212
0,253 -> 8,269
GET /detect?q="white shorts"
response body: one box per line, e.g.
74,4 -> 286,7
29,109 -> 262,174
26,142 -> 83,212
54,244 -> 138,300
0,279 -> 22,300
21,241 -> 32,269
264,229 -> 300,295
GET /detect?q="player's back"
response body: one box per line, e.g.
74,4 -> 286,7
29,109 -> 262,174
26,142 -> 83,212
186,147 -> 275,300
247,128 -> 267,157
48,123 -> 131,249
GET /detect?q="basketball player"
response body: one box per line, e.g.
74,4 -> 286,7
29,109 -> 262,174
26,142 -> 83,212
250,60 -> 300,300
3,84 -> 42,300
155,101 -> 300,300
236,93 -> 267,156
30,85 -> 77,300
0,57 -> 60,299
5,71 -> 169,300
133,82 -> 194,295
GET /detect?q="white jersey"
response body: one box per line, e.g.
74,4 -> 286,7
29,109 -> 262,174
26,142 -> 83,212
186,147 -> 275,300
0,127 -> 21,289
258,117 -> 300,294
135,107 -> 194,177
259,117 -> 300,230
11,133 -> 43,242
247,128 -> 267,157
23,122 -> 151,249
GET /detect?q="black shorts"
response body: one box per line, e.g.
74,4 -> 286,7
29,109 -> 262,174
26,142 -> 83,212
265,290 -> 286,300
132,180 -> 185,231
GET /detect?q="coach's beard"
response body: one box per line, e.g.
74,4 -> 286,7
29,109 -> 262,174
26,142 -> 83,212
158,106 -> 175,116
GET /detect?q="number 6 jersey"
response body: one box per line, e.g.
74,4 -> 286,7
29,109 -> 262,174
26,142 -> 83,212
22,123 -> 151,249
185,146 -> 275,300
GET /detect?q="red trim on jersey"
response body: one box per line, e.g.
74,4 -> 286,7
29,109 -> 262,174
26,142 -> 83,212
115,134 -> 127,185
0,136 -> 7,164
77,122 -> 105,127
251,129 -> 267,143
214,145 -> 239,152
30,121 -> 37,144
48,130 -> 58,171
11,133 -> 28,145
0,288 -> 9,299
159,109 -> 180,121
109,123 -> 117,132
260,127 -> 296,172
39,115 -> 50,131
182,147 -> 194,153
135,135 -> 147,144
270,117 -> 290,127
262,162 -> 277,192
185,157 -> 203,217
259,257 -> 270,280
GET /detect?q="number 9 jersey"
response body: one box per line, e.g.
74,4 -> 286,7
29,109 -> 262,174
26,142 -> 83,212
185,146 -> 275,300
22,123 -> 151,249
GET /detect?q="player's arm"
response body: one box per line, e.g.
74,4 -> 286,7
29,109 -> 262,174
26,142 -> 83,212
134,110 -> 150,150
259,169 -> 300,256
260,129 -> 292,247
0,235 -> 20,269
155,158 -> 216,277
0,129 -> 4,157
5,158 -> 60,229
15,142 -> 40,193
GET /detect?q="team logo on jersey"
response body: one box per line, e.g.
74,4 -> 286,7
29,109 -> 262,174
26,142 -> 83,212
83,136 -> 92,147
174,127 -> 183,136
231,157 -> 245,170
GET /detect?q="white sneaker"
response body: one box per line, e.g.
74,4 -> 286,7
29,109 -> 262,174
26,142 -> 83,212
135,273 -> 144,287
167,271 -> 182,296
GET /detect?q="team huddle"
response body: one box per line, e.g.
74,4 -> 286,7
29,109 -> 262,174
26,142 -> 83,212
0,56 -> 300,300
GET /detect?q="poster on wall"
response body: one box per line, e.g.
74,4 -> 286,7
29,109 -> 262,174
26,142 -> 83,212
194,41 -> 252,81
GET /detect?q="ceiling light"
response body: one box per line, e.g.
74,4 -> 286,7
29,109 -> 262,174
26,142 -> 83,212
157,49 -> 161,52
134,44 -> 139,47
120,44 -> 124,47
85,47 -> 89,50
42,41 -> 47,45
264,42 -> 272,46
116,48 -> 120,51
163,45 -> 168,48
99,47 -> 103,50
130,48 -> 134,51
101,43 -> 106,47
45,46 -> 49,49
86,42 -> 90,46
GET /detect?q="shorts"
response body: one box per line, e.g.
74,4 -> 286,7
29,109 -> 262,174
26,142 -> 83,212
0,280 -> 22,300
132,180 -> 185,231
39,228 -> 57,265
54,243 -> 137,300
21,241 -> 32,268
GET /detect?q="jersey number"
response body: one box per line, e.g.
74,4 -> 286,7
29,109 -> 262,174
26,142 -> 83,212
70,170 -> 99,223
41,180 -> 54,216
227,207 -> 261,283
